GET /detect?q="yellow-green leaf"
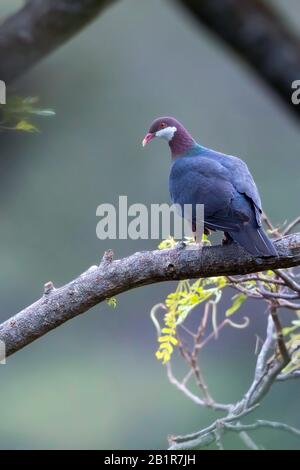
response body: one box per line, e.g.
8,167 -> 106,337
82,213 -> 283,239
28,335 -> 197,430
226,293 -> 247,316
158,335 -> 178,346
159,342 -> 174,354
158,237 -> 176,250
15,120 -> 38,133
106,297 -> 117,308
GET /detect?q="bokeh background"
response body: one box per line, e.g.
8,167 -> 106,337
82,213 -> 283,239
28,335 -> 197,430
0,0 -> 299,450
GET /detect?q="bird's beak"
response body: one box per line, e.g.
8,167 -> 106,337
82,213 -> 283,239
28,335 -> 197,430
142,132 -> 155,147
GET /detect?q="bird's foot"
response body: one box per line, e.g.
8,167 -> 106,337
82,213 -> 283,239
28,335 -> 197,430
222,232 -> 234,246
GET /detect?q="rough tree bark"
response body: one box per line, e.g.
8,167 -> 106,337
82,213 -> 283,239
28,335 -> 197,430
0,232 -> 299,359
174,0 -> 300,119
0,0 -> 117,83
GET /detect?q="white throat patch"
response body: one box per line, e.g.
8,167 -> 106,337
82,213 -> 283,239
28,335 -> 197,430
155,126 -> 177,142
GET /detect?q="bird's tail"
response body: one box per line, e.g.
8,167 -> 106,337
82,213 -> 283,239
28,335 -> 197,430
229,225 -> 278,257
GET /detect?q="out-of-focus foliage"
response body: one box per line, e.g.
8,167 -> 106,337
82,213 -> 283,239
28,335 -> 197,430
153,237 -> 300,376
153,275 -> 228,363
106,297 -> 117,308
154,236 -> 230,363
0,96 -> 55,132
226,293 -> 247,316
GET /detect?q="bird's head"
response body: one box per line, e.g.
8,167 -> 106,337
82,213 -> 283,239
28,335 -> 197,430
142,116 -> 195,157
142,116 -> 179,147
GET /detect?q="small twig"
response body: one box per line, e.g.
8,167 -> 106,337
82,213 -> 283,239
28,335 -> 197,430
259,288 -> 299,300
214,426 -> 224,450
282,217 -> 300,236
169,405 -> 259,450
225,420 -> 300,438
274,269 -> 300,293
269,305 -> 290,365
239,431 -> 260,450
277,300 -> 300,310
227,279 -> 262,298
228,275 -> 285,286
277,370 -> 300,381
254,315 -> 276,381
199,317 -> 249,350
189,304 -> 213,403
241,315 -> 276,408
166,361 -> 231,412
262,213 -> 281,237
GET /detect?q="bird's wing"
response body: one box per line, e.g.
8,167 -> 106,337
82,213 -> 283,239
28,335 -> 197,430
169,157 -> 252,232
201,149 -> 263,226
229,156 -> 262,226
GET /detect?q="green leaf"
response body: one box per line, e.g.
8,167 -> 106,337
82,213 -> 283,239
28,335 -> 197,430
202,233 -> 211,246
226,293 -> 247,317
158,335 -> 178,346
106,297 -> 117,308
28,108 -> 56,117
158,237 -> 177,250
15,120 -> 39,133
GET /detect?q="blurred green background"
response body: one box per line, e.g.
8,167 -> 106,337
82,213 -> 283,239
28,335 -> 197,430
0,0 -> 299,450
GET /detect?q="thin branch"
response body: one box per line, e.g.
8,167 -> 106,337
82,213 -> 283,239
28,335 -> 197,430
277,300 -> 300,310
168,310 -> 296,450
282,216 -> 300,236
183,303 -> 214,403
168,405 -> 259,450
258,288 -> 299,300
214,426 -> 224,450
0,0 -> 117,83
166,362 -> 231,412
225,420 -> 300,438
227,277 -> 263,298
277,370 -> 300,381
269,305 -> 290,365
274,269 -> 300,293
0,232 -> 299,359
262,213 -> 278,235
240,313 -> 283,410
170,414 -> 300,450
254,314 -> 276,382
227,274 -> 285,286
239,431 -> 260,450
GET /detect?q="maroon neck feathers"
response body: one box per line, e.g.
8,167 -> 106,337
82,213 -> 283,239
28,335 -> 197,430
169,129 -> 195,157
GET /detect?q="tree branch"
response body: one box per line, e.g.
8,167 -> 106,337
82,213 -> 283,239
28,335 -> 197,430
0,232 -> 299,359
174,0 -> 300,120
169,310 -> 300,450
0,0 -> 117,83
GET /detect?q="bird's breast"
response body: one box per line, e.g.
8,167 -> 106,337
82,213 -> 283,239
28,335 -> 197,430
169,163 -> 204,207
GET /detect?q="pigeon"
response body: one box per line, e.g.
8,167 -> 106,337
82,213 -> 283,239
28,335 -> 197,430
142,116 -> 277,257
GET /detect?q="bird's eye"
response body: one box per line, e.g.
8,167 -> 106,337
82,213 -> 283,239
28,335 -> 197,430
160,122 -> 166,128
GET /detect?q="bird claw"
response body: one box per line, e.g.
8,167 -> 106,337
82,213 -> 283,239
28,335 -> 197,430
222,232 -> 234,246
